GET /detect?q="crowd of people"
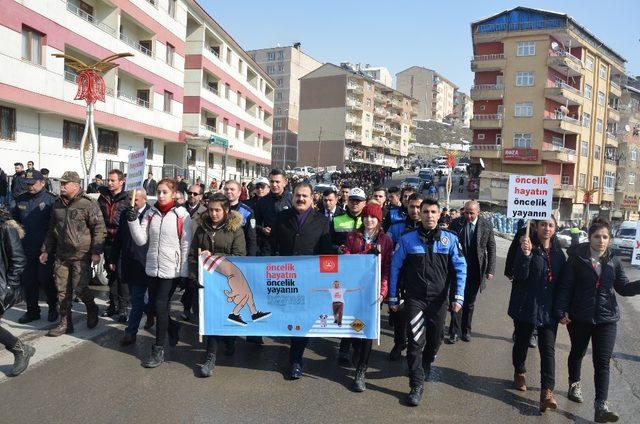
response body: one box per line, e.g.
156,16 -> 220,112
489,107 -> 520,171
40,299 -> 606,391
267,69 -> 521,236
0,163 -> 638,422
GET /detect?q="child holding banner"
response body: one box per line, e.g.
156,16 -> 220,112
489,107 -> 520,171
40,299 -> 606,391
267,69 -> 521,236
340,202 -> 391,392
188,193 -> 247,378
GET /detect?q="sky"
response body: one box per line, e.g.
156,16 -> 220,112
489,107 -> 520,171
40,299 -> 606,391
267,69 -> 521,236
199,0 -> 640,93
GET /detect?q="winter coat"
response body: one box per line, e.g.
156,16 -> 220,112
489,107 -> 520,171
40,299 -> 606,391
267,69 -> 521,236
508,242 -> 566,326
449,216 -> 496,288
341,228 -> 391,298
269,208 -> 333,256
185,203 -> 206,235
0,218 -> 27,315
188,210 -> 245,280
97,186 -> 129,245
128,204 -> 192,279
111,204 -> 150,285
12,188 -> 57,256
254,191 -> 292,254
555,243 -> 640,324
42,191 -> 106,261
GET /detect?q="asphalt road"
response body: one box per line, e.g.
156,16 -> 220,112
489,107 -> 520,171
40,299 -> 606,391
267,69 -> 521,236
1,237 -> 639,423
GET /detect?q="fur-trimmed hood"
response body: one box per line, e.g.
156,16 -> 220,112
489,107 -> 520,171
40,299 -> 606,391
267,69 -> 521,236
200,210 -> 243,233
2,219 -> 25,239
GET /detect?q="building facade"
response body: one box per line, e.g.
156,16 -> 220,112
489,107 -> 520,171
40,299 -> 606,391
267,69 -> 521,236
297,63 -> 417,170
396,67 -> 458,122
451,91 -> 473,127
248,44 -> 322,170
360,66 -> 393,88
0,0 -> 272,185
468,7 -> 625,222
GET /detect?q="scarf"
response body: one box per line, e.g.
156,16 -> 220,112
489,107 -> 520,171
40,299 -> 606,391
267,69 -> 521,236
156,200 -> 175,216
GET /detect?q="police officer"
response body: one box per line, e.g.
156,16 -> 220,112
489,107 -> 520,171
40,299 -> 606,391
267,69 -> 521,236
245,176 -> 269,212
12,169 -> 58,324
388,197 -> 467,406
41,171 -> 105,337
254,169 -> 292,255
224,180 -> 258,256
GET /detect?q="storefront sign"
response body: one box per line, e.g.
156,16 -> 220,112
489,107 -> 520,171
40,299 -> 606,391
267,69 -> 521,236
503,148 -> 539,161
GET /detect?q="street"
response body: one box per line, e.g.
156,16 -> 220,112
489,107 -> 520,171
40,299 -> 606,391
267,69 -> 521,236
1,236 -> 639,423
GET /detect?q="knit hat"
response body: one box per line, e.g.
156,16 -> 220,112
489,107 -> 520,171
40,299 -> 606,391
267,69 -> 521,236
361,203 -> 383,222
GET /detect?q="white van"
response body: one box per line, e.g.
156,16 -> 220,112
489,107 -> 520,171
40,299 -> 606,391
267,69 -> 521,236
612,221 -> 638,258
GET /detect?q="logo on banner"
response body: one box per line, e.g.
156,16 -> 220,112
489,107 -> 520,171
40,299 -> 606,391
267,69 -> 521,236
351,319 -> 365,332
319,255 -> 339,273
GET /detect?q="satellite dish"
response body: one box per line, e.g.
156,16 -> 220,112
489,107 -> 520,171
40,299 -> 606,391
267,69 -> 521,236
551,41 -> 560,51
625,124 -> 631,132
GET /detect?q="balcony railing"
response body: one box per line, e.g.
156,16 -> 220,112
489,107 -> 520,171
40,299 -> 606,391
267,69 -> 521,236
611,81 -> 621,91
119,33 -> 152,56
547,80 -> 582,96
201,124 -> 216,133
208,46 -> 220,58
603,186 -> 615,194
117,91 -> 150,108
470,144 -> 501,150
542,142 -> 576,155
549,49 -> 582,65
475,19 -> 565,34
64,69 -> 77,83
471,84 -> 504,90
65,1 -> 116,35
473,114 -> 503,120
203,84 -> 219,96
606,131 -> 617,140
472,54 -> 505,61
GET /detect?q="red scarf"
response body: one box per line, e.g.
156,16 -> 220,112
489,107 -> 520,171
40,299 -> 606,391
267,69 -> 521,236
156,200 -> 175,216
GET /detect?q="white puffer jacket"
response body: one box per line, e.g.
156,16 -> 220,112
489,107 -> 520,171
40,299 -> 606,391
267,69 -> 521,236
128,205 -> 192,279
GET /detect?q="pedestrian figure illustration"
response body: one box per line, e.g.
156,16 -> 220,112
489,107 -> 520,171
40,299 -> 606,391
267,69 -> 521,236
313,281 -> 362,326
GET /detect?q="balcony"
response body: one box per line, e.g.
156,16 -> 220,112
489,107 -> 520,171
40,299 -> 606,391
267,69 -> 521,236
117,91 -> 150,109
547,51 -> 582,76
543,115 -> 582,134
374,107 -> 387,118
606,132 -> 618,147
346,97 -> 362,109
470,84 -> 504,100
345,130 -> 361,142
470,54 -> 506,72
119,33 -> 152,56
545,81 -> 583,106
470,144 -> 501,159
610,81 -> 622,98
553,184 -> 575,199
347,80 -> 363,94
470,114 -> 503,130
346,114 -> 362,126
372,123 -> 385,134
607,106 -> 620,122
541,143 -> 577,162
65,0 -> 116,35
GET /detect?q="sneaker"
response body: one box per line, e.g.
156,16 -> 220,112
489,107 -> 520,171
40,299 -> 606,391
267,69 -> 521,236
290,363 -> 303,380
251,311 -> 271,322
407,385 -> 424,406
142,345 -> 164,369
227,314 -> 247,326
594,399 -> 619,423
568,381 -> 584,403
461,332 -> 471,342
528,334 -> 538,348
199,353 -> 216,378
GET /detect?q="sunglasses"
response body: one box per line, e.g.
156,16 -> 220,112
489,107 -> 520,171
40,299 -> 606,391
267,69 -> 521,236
187,191 -> 201,196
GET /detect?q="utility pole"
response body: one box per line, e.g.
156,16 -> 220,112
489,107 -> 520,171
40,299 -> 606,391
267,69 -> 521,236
316,127 -> 323,169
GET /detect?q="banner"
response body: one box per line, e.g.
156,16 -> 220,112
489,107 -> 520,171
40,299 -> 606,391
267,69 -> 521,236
124,149 -> 147,191
631,221 -> 640,266
198,254 -> 380,339
507,175 -> 553,220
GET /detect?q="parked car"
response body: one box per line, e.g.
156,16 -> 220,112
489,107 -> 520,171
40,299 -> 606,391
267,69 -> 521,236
293,166 -> 316,178
432,156 -> 447,166
401,177 -> 424,191
418,168 -> 434,182
612,221 -> 638,258
453,164 -> 468,174
435,165 -> 451,175
556,229 -> 588,248
313,183 -> 338,194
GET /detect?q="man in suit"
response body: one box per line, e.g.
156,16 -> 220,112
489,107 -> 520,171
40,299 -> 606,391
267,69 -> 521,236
318,189 -> 344,221
143,173 -> 157,196
270,182 -> 333,379
446,200 -> 496,343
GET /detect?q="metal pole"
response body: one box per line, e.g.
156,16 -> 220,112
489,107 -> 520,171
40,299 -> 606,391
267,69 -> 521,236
223,145 -> 228,181
283,115 -> 288,170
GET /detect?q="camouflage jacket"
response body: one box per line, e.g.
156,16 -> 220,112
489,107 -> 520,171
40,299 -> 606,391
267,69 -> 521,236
42,191 -> 106,260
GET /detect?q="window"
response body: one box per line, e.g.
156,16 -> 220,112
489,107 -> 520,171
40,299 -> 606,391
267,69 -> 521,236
277,78 -> 283,87
630,173 -> 636,185
168,0 -> 176,18
585,55 -> 594,71
238,59 -> 243,74
596,118 -> 603,132
165,42 -> 174,65
236,159 -> 243,175
515,102 -> 533,117
578,173 -> 586,188
592,176 -> 599,189
581,141 -> 589,156
0,106 -> 16,141
226,48 -> 232,65
585,84 -> 592,99
599,64 -> 607,79
275,92 -> 283,101
366,98 -> 371,107
632,150 -> 637,161
62,120 -> 82,149
595,144 -> 601,159
137,89 -> 150,108
516,41 -> 536,56
163,90 -> 173,113
598,91 -> 605,106
266,66 -> 275,75
582,112 -> 591,127
496,134 -> 502,145
516,72 -> 534,86
187,148 -> 196,166
513,133 -> 532,148
98,129 -> 118,154
477,133 -> 485,140
277,64 -> 285,73
144,138 -> 154,159
208,153 -> 215,168
364,130 -> 370,139
235,123 -> 240,139
267,52 -> 275,61
277,50 -> 284,60
236,91 -> 242,107
223,118 -> 229,134
604,171 -> 615,190
224,83 -> 230,100
22,26 -> 43,65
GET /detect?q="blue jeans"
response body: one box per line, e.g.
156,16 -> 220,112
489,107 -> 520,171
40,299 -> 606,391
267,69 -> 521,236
125,283 -> 149,336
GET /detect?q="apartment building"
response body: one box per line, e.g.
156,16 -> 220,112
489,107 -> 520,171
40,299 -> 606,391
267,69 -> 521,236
396,67 -> 458,122
0,0 -> 272,184
451,91 -> 473,127
248,44 -> 322,170
613,78 -> 640,219
360,66 -> 393,88
297,63 -> 417,170
468,7 -> 625,222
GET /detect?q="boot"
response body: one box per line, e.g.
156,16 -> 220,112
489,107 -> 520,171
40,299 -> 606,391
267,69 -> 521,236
8,339 -> 36,377
101,302 -> 117,318
199,353 -> 216,377
352,366 -> 366,392
514,372 -> 527,391
142,345 -> 164,368
47,312 -> 71,337
540,388 -> 558,413
594,400 -> 619,423
568,381 -> 584,403
86,301 -> 99,329
407,384 -> 424,406
18,311 -> 40,324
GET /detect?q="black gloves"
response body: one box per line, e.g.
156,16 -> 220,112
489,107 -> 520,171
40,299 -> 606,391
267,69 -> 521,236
125,207 -> 138,222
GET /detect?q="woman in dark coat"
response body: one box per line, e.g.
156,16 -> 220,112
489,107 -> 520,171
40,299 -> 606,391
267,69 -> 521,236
510,216 -> 565,413
556,218 -> 640,423
0,207 -> 31,376
188,193 -> 246,378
